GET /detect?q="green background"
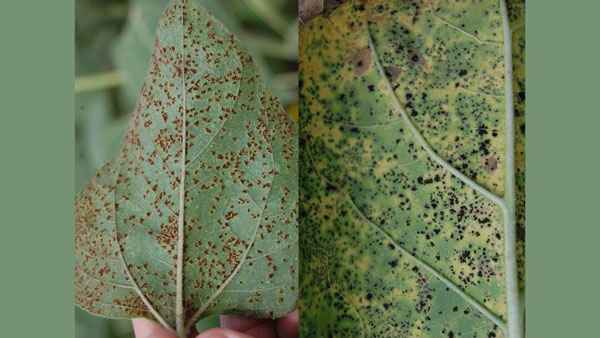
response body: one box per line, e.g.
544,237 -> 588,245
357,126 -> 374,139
0,0 -> 599,337
525,0 -> 600,336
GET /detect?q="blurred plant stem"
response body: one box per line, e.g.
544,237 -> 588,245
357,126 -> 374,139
75,71 -> 124,93
243,33 -> 297,60
246,0 -> 289,36
273,72 -> 298,90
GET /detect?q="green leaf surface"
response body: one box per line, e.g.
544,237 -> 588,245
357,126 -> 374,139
75,1 -> 298,337
299,0 -> 524,337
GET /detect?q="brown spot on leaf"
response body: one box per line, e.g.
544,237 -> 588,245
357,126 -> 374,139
484,156 -> 498,172
352,46 -> 371,76
385,67 -> 403,82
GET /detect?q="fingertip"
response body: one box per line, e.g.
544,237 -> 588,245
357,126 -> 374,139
275,310 -> 299,338
132,318 -> 176,338
219,315 -> 265,331
196,328 -> 253,338
284,309 -> 299,325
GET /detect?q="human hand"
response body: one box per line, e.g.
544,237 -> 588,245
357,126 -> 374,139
132,309 -> 298,338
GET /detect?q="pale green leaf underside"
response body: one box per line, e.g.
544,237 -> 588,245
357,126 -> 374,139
75,0 -> 298,336
299,0 -> 524,337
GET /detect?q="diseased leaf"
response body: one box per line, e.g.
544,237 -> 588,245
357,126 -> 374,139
299,0 -> 524,337
75,1 -> 298,336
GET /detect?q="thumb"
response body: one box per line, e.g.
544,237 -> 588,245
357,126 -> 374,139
196,328 -> 254,338
132,318 -> 177,338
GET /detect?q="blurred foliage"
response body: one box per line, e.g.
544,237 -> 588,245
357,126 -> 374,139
75,0 -> 298,336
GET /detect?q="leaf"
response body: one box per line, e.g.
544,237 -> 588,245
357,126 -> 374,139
75,1 -> 298,336
299,0 -> 524,337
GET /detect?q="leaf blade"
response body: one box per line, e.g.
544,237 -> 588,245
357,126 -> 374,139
299,0 -> 525,336
75,0 -> 298,334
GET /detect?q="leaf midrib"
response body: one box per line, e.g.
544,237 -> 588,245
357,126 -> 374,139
499,1 -> 523,337
174,1 -> 187,335
174,4 -> 268,333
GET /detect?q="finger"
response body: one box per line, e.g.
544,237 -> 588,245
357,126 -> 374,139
220,316 -> 276,338
275,310 -> 298,338
132,318 -> 177,338
196,328 -> 254,338
219,316 -> 266,331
